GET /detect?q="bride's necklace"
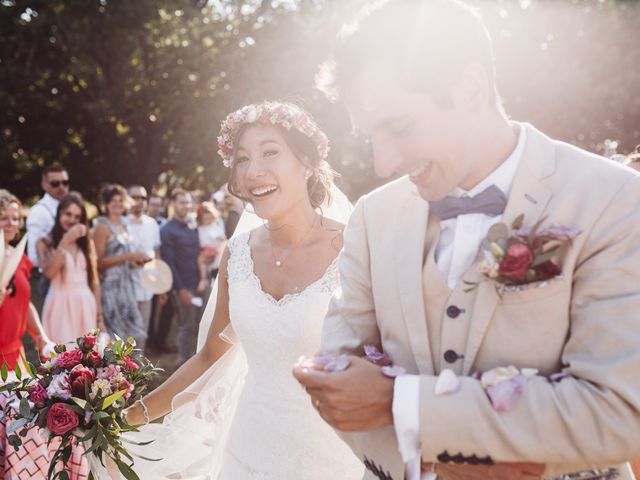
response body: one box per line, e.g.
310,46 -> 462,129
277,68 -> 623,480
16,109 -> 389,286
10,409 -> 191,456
268,216 -> 318,268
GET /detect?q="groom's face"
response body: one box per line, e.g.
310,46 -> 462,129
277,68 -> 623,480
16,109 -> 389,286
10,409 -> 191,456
346,62 -> 474,202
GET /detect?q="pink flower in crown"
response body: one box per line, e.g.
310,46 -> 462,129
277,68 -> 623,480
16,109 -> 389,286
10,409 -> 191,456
217,101 -> 330,168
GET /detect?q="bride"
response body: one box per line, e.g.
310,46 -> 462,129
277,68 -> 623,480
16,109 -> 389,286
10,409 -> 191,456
125,101 -> 363,479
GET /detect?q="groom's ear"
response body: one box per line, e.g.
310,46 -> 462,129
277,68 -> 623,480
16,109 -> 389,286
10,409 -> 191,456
453,63 -> 492,113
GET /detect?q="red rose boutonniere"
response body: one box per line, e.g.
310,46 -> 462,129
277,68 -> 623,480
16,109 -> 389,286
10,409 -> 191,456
466,214 -> 580,296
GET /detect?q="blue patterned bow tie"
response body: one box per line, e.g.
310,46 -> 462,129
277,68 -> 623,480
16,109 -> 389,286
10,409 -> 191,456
429,185 -> 508,220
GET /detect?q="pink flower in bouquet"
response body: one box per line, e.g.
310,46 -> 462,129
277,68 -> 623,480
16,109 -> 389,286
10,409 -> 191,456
81,334 -> 97,351
122,356 -> 139,373
46,403 -> 79,435
70,365 -> 96,398
117,378 -> 134,399
498,243 -> 533,280
98,364 -> 123,384
54,348 -> 83,369
87,350 -> 102,368
28,383 -> 49,407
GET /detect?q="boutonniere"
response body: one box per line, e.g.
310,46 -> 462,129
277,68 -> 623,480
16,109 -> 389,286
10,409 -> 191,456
465,214 -> 581,296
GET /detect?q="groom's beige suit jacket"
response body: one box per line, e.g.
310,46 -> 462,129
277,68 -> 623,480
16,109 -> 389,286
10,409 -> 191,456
321,123 -> 640,480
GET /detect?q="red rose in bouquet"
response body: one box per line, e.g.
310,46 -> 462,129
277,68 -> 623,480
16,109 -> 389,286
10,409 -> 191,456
46,403 -> 79,435
498,243 -> 533,280
87,350 -> 102,368
54,349 -> 83,369
81,334 -> 97,351
69,365 -> 96,398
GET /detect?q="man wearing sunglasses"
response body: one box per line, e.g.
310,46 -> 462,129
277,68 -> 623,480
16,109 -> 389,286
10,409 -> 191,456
26,164 -> 70,271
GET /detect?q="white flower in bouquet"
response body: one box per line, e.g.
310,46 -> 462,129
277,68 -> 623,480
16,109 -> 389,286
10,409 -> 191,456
46,373 -> 72,400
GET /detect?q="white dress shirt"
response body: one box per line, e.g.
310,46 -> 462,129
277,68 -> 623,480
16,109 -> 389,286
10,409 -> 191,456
26,193 -> 59,268
127,214 -> 161,302
393,124 -> 527,480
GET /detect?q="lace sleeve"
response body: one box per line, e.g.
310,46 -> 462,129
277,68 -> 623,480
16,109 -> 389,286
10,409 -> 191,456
226,232 -> 252,285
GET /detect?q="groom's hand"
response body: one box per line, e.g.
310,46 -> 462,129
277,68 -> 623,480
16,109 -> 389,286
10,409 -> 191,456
293,356 -> 394,431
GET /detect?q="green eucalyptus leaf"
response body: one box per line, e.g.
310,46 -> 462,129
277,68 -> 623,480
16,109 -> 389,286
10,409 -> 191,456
102,389 -> 127,410
1,362 -> 8,382
487,223 -> 508,243
7,417 -> 29,434
19,397 -> 31,418
72,397 -> 88,409
511,214 -> 525,230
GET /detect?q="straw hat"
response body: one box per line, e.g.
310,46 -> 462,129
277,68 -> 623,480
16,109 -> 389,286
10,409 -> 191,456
140,259 -> 173,294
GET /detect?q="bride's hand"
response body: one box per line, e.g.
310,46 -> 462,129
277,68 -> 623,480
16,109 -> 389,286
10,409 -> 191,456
124,402 -> 145,426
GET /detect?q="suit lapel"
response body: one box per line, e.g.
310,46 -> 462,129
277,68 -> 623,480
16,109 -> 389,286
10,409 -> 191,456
395,186 -> 434,374
462,123 -> 556,374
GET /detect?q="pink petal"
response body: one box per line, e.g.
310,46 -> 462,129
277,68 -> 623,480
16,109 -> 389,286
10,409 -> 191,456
480,366 -> 520,389
324,354 -> 351,373
434,369 -> 461,396
486,375 -> 528,412
364,345 -> 393,366
381,365 -> 406,378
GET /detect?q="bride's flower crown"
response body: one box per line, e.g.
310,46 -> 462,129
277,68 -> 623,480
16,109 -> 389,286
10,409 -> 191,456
217,101 -> 330,168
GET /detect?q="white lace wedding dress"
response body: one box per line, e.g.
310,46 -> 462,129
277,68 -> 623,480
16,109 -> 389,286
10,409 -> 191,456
129,230 -> 363,480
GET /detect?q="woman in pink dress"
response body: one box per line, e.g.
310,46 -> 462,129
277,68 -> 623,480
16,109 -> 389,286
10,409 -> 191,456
37,193 -> 102,344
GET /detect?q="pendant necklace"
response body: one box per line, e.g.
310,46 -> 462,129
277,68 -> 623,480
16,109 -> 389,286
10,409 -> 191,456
269,215 -> 318,268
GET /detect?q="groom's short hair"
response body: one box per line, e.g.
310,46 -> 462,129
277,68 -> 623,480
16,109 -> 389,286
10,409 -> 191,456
318,0 -> 501,110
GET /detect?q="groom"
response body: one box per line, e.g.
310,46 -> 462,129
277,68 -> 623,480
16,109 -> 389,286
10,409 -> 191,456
294,0 -> 640,479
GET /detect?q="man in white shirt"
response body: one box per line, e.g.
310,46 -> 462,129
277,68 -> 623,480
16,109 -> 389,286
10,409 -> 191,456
127,185 -> 162,337
295,1 -> 640,479
26,164 -> 70,268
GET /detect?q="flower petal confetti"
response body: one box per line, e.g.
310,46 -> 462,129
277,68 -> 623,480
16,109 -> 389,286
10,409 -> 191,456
381,365 -> 407,378
364,345 -> 393,366
434,369 -> 461,396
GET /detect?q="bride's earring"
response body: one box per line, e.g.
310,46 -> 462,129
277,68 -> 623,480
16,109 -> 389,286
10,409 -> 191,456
304,170 -> 312,180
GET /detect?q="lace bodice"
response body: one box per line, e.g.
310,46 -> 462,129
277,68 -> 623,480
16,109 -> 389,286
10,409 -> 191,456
219,232 -> 362,479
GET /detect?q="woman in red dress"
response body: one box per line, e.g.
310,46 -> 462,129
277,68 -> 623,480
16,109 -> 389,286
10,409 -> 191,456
0,189 -> 52,369
0,189 -> 89,479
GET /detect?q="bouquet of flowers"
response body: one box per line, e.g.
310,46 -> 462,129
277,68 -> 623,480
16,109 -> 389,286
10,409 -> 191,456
0,330 -> 162,480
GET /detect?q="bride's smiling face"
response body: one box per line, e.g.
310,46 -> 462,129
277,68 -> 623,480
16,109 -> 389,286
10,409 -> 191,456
233,124 -> 310,221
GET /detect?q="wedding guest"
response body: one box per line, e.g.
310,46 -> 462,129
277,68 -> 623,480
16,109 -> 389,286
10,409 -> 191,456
160,188 -> 202,366
196,201 -> 226,288
0,191 -> 87,477
148,193 -> 168,227
93,184 -> 149,346
127,185 -> 164,334
36,193 -> 101,345
26,165 -> 70,300
0,189 -> 53,370
26,164 -> 70,268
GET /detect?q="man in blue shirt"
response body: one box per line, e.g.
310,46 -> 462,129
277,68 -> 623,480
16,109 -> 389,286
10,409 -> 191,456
160,188 -> 202,366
